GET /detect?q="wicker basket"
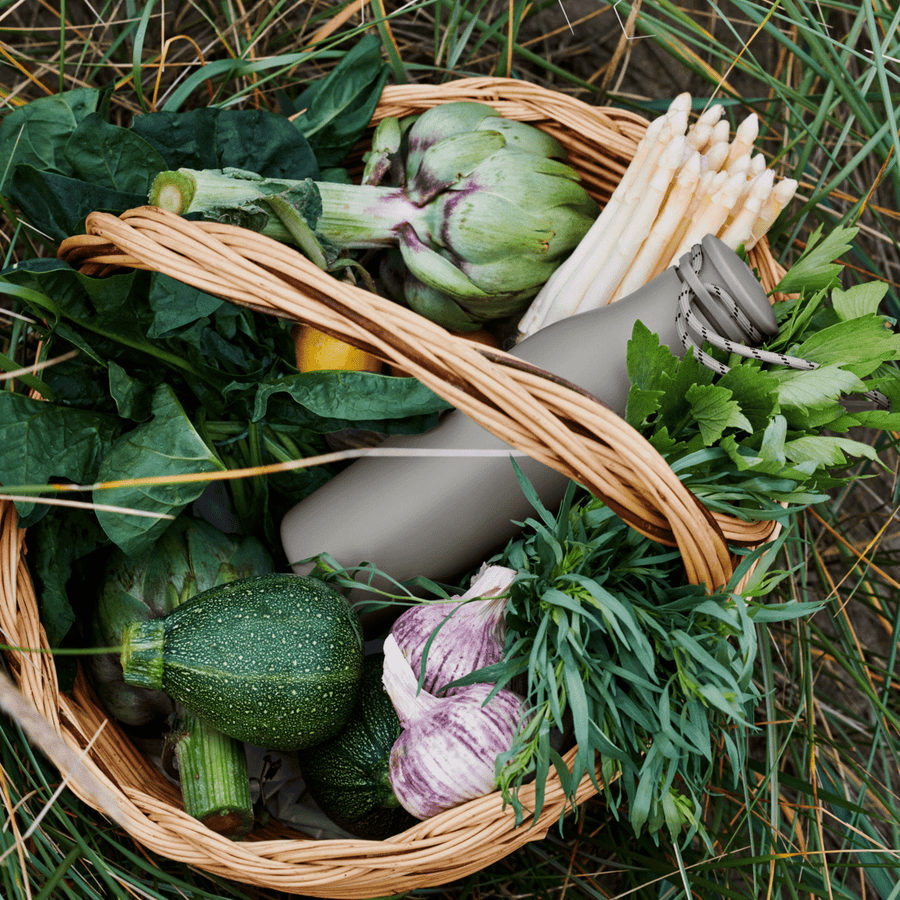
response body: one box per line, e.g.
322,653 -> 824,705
2,78 -> 786,897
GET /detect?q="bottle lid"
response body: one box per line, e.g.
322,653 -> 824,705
676,236 -> 778,345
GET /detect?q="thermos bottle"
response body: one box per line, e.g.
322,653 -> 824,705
281,234 -> 778,625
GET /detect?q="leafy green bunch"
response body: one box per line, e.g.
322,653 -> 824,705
476,226 -> 900,844
477,473 -> 809,845
626,226 -> 900,522
0,37 -> 452,653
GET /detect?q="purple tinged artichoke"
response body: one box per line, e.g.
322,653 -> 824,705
151,102 -> 599,332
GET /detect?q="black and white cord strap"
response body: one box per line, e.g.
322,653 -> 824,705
674,244 -> 890,410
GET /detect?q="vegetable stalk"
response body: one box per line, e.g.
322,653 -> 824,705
168,710 -> 255,839
150,167 -> 417,248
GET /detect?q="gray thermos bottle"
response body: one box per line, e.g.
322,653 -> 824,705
281,234 -> 778,622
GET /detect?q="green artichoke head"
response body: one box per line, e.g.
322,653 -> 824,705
377,101 -> 599,329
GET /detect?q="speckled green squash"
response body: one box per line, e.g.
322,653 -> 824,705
297,654 -> 418,839
120,573 -> 364,751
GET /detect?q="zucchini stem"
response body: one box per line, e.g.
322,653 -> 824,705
169,710 -> 255,840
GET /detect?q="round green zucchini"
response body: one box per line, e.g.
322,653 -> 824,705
297,653 -> 417,839
120,573 -> 364,751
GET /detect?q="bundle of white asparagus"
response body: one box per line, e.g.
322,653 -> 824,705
517,93 -> 798,339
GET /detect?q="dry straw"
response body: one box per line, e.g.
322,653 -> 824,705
2,78 -> 786,896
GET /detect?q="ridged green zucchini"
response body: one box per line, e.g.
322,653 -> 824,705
120,573 -> 364,751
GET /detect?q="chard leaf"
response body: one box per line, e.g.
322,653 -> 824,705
832,281 -> 890,320
770,364 -> 866,410
130,107 -> 320,179
685,383 -> 752,444
783,435 -> 881,467
64,113 -> 167,194
93,385 -> 225,555
0,392 -> 121,526
0,87 -> 100,193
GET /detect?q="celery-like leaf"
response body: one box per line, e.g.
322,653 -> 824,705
774,223 -> 858,295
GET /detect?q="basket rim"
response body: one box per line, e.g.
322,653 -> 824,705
6,77 -> 787,897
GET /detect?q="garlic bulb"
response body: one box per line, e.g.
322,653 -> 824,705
381,633 -> 526,819
391,565 -> 516,695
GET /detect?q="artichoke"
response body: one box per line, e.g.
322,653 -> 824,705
150,101 -> 599,330
90,514 -> 274,726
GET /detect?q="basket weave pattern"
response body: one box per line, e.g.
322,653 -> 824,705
3,79 -> 785,896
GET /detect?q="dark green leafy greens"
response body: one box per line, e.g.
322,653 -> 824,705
0,38 -> 421,652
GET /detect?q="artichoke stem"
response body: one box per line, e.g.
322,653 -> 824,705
149,167 -> 423,249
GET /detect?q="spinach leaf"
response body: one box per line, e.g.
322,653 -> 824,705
146,271 -> 226,338
254,371 -> 452,434
5,165 -> 146,242
290,33 -> 389,168
131,107 -> 320,179
0,392 -> 122,526
0,87 -> 101,193
65,113 -> 167,194
28,506 -> 108,649
93,384 -> 226,555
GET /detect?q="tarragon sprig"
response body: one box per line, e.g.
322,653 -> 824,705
483,471 -> 812,845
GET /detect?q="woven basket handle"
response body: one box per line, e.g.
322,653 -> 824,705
58,206 -> 768,589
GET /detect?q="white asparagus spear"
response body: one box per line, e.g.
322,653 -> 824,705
608,151 -> 703,303
665,170 -> 747,265
686,103 -> 725,153
721,154 -> 754,229
726,152 -> 751,178
718,169 -> 776,249
516,113 -> 669,336
710,119 -> 731,152
533,118 -> 680,326
726,113 -> 759,168
575,135 -> 688,311
745,177 -> 798,249
667,108 -> 690,138
650,168 -> 728,279
749,153 -> 767,177
704,139 -> 730,173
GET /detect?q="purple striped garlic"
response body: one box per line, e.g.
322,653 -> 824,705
381,632 -> 526,819
390,565 -> 516,695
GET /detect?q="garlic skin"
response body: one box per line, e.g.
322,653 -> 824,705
391,564 -> 516,695
382,633 -> 526,819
